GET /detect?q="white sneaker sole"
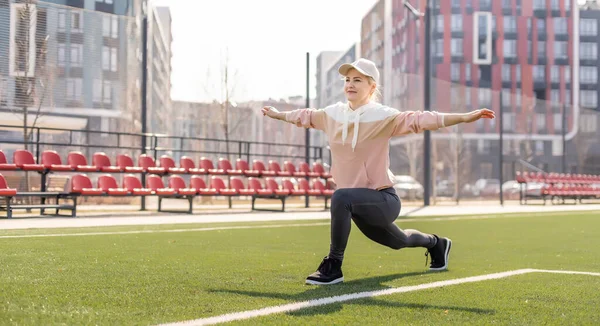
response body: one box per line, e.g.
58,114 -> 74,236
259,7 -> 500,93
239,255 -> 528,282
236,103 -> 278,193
429,238 -> 452,271
305,276 -> 344,285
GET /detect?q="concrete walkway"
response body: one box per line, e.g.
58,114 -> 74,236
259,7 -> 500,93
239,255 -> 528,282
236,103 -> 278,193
2,202 -> 599,230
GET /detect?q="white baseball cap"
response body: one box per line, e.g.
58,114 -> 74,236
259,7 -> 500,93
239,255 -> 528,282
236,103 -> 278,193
338,58 -> 380,84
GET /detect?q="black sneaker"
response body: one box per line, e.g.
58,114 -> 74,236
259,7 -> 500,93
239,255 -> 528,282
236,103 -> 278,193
305,256 -> 344,285
425,235 -> 452,271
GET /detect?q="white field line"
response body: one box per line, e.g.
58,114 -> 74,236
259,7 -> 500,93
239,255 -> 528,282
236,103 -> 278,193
0,210 -> 596,239
158,269 -> 600,326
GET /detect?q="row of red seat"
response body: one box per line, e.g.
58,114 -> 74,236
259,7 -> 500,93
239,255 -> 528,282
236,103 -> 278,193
0,173 -> 333,198
517,171 -> 600,185
0,149 -> 332,179
543,184 -> 600,198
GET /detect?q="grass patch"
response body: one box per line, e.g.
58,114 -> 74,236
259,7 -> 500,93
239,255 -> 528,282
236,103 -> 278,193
1,211 -> 599,325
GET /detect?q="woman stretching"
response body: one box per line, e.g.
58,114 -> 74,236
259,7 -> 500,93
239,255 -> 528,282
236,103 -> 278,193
262,58 -> 495,285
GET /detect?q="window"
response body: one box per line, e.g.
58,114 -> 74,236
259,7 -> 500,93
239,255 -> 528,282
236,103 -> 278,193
452,0 -> 461,8
535,141 -> 544,155
477,140 -> 491,154
565,68 -> 570,82
435,39 -> 443,57
479,88 -> 491,106
551,66 -> 559,83
501,89 -> 511,106
580,90 -> 598,107
103,81 -> 111,103
435,15 -> 444,33
515,88 -> 522,106
537,18 -> 545,34
551,0 -> 559,9
553,17 -> 567,35
580,43 -> 597,60
551,89 -> 560,103
503,112 -> 516,131
71,11 -> 82,32
565,90 -> 571,105
580,67 -> 598,84
580,19 -> 597,36
451,15 -> 462,32
536,113 -> 546,131
70,43 -> 83,67
465,64 -> 471,80
537,41 -> 546,58
502,0 -> 511,9
533,0 -> 545,9
103,15 -> 118,38
451,64 -> 460,81
502,64 -> 510,81
565,0 -> 571,10
58,9 -> 66,31
102,46 -> 117,71
504,40 -> 517,58
554,41 -> 567,59
58,43 -> 66,66
451,39 -> 463,56
504,16 -> 516,33
516,65 -> 521,82
554,113 -> 562,131
66,78 -> 82,101
533,65 -> 545,81
9,3 -> 37,77
96,0 -> 114,4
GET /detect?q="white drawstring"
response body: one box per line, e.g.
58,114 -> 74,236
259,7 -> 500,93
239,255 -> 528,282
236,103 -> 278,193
341,104 -> 365,152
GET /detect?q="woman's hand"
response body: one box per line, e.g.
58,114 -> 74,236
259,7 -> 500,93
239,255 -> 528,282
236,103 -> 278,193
462,109 -> 496,123
262,106 -> 283,120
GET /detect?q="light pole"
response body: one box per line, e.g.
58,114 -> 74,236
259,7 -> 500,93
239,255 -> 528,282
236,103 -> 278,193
404,0 -> 432,206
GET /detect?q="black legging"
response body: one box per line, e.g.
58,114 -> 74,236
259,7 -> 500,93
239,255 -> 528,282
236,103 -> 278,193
328,187 -> 436,261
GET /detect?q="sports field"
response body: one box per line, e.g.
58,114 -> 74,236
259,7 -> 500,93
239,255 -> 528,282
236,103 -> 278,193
1,210 -> 599,325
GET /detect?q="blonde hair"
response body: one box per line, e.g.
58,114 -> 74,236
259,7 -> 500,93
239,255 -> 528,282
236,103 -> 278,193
368,77 -> 382,102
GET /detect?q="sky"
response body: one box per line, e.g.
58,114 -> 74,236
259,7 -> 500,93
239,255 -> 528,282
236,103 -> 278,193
150,0 -> 378,103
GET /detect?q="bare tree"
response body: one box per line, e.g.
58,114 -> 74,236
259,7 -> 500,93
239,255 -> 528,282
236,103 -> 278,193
201,48 -> 246,161
10,1 -> 52,198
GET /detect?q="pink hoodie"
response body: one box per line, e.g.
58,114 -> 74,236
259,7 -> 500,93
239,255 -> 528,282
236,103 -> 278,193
285,101 -> 445,190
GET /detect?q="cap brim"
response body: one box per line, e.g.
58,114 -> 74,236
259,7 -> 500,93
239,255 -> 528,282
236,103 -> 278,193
338,63 -> 370,79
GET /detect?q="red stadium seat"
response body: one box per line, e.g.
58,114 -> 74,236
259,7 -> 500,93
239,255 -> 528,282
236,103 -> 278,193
282,178 -> 306,195
147,174 -> 175,195
0,173 -> 17,196
218,158 -> 244,175
117,154 -> 144,173
68,152 -> 98,172
98,175 -> 129,195
210,176 -> 235,195
190,176 -> 218,195
226,177 -> 246,195
180,156 -> 207,175
139,154 -> 166,174
160,155 -> 186,174
313,179 -> 334,196
248,177 -> 273,196
236,158 -> 260,177
283,161 -> 305,177
312,161 -> 332,179
252,159 -> 276,177
93,152 -> 121,173
266,177 -> 290,196
13,150 -> 44,171
200,157 -> 226,175
122,174 -> 152,195
269,160 -> 291,177
71,174 -> 103,195
0,150 -> 17,171
298,162 -> 320,178
168,175 -> 197,195
41,150 -> 73,171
